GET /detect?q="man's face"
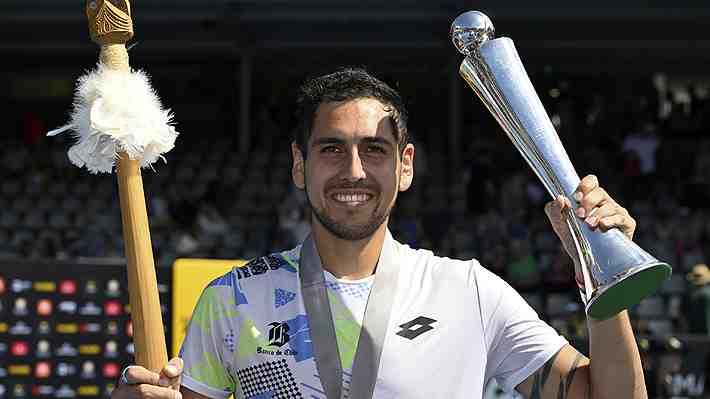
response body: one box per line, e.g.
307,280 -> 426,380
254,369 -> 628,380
292,98 -> 414,241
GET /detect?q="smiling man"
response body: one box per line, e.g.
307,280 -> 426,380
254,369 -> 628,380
112,68 -> 646,399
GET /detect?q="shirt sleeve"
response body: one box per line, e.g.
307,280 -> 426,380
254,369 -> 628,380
474,262 -> 568,394
180,281 -> 239,399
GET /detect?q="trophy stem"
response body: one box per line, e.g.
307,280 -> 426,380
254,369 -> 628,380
461,57 -> 566,200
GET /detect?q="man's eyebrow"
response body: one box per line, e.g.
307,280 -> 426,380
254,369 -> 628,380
361,137 -> 394,147
311,136 -> 394,147
311,137 -> 346,147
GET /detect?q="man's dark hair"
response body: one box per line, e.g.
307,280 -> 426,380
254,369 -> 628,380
294,68 -> 409,158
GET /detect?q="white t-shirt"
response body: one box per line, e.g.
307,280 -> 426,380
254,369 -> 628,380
179,239 -> 567,399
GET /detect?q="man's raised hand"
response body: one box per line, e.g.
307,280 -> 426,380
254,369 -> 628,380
544,174 -> 637,260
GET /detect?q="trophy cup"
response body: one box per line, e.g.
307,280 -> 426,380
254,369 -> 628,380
450,11 -> 672,320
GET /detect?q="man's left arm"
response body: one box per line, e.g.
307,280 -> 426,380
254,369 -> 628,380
516,175 -> 647,399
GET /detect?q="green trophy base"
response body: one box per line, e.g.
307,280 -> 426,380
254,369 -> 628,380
586,262 -> 673,320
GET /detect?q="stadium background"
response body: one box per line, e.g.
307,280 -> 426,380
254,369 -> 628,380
1,0 -> 710,398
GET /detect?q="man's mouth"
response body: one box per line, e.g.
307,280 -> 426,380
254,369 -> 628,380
330,192 -> 374,207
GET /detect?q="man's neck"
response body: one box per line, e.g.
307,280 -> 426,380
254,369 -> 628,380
311,221 -> 387,281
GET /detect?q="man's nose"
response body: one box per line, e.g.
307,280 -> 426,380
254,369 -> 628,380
344,149 -> 367,181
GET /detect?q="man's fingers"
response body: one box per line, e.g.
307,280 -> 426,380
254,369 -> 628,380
124,366 -> 160,386
544,200 -> 557,218
131,384 -> 183,399
581,186 -> 608,211
159,358 -> 184,389
163,357 -> 183,378
577,174 -> 598,195
545,196 -> 571,217
560,196 -> 572,211
113,383 -> 180,399
581,202 -> 613,228
599,212 -> 636,238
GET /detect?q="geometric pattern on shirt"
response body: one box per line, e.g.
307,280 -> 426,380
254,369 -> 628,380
236,359 -> 304,399
224,330 -> 236,352
325,280 -> 373,302
275,289 -> 297,308
235,253 -> 297,280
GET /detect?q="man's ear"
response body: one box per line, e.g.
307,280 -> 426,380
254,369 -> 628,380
292,142 -> 306,190
398,143 -> 415,192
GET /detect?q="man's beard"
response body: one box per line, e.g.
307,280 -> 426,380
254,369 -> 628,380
305,181 -> 392,241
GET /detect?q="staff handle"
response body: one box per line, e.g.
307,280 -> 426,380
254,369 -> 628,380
87,0 -> 169,373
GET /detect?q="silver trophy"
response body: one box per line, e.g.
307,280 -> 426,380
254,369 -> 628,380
450,11 -> 672,320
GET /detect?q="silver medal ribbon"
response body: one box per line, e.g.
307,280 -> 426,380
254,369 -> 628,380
299,230 -> 401,399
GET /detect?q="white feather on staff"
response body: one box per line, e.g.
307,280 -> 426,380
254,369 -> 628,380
48,64 -> 178,173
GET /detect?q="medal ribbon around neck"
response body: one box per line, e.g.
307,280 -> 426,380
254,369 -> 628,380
299,230 -> 401,399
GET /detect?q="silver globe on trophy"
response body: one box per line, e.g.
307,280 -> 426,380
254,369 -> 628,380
450,11 -> 672,319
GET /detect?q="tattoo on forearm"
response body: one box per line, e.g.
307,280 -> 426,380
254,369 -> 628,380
530,352 -> 558,399
530,352 -> 584,399
557,353 -> 583,399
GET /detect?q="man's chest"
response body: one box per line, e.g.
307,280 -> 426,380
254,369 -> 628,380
233,291 -> 487,399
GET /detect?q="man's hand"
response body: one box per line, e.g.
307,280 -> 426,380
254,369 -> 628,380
111,357 -> 183,399
545,174 -> 636,254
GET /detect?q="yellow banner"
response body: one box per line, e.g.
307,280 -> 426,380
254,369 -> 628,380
171,258 -> 247,356
78,386 -> 100,396
79,344 -> 101,355
33,281 -> 56,292
8,365 -> 30,376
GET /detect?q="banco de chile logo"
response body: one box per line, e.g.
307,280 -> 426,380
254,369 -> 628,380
258,322 -> 299,356
268,322 -> 290,347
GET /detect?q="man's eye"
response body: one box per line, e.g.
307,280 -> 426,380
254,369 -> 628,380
367,145 -> 386,154
321,146 -> 340,153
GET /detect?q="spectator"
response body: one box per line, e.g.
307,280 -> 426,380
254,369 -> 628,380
623,120 -> 660,177
681,263 -> 710,334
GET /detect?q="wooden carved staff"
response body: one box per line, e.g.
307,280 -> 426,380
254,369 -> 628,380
49,0 -> 177,373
